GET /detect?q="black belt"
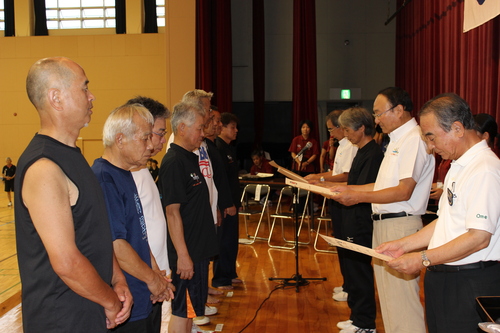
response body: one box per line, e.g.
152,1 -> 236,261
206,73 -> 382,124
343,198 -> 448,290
371,212 -> 412,220
427,261 -> 499,272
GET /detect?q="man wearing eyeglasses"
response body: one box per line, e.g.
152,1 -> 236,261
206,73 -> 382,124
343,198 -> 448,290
331,87 -> 435,333
127,96 -> 174,332
305,109 -> 358,305
377,93 -> 500,333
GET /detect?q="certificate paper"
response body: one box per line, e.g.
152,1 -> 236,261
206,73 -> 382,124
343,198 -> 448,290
318,234 -> 393,262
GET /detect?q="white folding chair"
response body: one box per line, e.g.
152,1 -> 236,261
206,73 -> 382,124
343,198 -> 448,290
314,196 -> 337,253
238,184 -> 271,245
268,186 -> 311,249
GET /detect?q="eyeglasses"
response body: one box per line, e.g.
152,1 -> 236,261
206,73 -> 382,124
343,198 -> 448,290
327,125 -> 340,132
373,106 -> 396,118
152,130 -> 167,137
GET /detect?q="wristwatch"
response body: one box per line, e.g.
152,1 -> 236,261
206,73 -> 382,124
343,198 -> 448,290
320,177 -> 325,182
421,250 -> 431,267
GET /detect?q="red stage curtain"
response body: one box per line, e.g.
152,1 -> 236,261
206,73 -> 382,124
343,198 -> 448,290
396,0 -> 500,124
292,0 -> 319,144
253,0 -> 265,147
195,0 -> 233,113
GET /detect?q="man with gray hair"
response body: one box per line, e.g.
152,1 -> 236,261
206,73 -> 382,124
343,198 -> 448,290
16,57 -> 131,332
92,104 -> 171,332
126,96 -> 174,332
159,102 -> 219,333
377,93 -> 500,333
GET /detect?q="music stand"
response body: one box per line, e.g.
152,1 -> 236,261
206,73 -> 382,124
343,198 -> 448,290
269,186 -> 326,292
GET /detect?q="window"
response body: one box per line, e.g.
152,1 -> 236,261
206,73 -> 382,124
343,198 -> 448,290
0,2 -> 4,31
46,0 -> 115,29
157,0 -> 165,27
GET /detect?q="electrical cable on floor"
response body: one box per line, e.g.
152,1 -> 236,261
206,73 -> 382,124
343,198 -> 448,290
236,275 -> 309,332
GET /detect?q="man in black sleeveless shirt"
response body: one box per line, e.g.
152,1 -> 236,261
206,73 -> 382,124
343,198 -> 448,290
15,57 -> 132,332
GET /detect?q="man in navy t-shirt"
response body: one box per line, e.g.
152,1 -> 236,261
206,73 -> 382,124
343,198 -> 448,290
93,103 -> 173,333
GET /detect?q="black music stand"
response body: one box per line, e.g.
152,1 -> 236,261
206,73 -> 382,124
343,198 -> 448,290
269,186 -> 326,292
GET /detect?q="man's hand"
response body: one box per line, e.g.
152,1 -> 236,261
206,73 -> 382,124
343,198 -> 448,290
376,240 -> 423,275
104,295 -> 124,329
177,254 -> 194,280
225,205 -> 237,217
147,270 -> 169,303
108,280 -> 133,328
385,252 -> 423,275
329,189 -> 358,206
429,187 -> 443,200
216,209 -> 223,226
304,173 -> 320,181
375,240 -> 406,259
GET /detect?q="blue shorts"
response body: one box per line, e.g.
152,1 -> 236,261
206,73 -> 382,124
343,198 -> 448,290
171,259 -> 209,318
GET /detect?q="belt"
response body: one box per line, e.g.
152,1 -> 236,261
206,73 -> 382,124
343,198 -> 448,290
371,212 -> 412,220
427,261 -> 499,272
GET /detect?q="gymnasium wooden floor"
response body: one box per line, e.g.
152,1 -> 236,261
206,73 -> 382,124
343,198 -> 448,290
0,196 -> 427,332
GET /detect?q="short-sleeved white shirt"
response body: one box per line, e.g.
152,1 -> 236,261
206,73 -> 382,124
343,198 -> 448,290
372,118 -> 435,215
132,167 -> 171,274
331,137 -> 358,176
429,140 -> 500,264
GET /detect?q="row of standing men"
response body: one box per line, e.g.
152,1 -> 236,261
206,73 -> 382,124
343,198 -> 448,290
15,56 -> 240,333
303,87 -> 500,333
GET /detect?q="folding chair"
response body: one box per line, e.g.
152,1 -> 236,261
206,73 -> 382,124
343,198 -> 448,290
268,186 -> 311,249
314,196 -> 337,253
238,184 -> 271,245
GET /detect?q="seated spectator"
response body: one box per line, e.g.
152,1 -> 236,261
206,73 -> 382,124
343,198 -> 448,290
250,150 -> 274,175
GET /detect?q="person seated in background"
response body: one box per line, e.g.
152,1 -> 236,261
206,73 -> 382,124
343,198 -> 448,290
250,150 -> 274,175
474,113 -> 499,156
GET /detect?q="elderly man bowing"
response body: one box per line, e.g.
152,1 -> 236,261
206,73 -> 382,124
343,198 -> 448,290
377,93 -> 500,333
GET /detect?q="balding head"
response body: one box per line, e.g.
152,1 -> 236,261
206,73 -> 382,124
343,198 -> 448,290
26,57 -> 78,110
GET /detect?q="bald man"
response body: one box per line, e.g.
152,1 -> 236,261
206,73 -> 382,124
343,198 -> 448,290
15,57 -> 132,332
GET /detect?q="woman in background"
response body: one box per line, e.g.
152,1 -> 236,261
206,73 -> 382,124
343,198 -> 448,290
289,119 -> 320,176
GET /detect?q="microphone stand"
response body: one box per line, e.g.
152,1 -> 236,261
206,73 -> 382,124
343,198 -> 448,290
269,187 -> 326,292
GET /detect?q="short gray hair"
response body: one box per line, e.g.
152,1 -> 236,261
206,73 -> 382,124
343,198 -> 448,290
339,107 -> 375,136
419,93 -> 475,132
171,101 -> 205,135
102,103 -> 154,147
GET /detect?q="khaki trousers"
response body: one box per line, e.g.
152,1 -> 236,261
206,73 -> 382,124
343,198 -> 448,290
372,215 -> 426,333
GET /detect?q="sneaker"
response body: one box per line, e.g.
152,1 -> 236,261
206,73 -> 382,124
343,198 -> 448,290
191,323 -> 202,333
337,319 -> 353,330
340,325 -> 376,333
333,291 -> 348,301
204,305 -> 218,316
192,316 -> 210,326
333,286 -> 343,294
8,202 -> 12,207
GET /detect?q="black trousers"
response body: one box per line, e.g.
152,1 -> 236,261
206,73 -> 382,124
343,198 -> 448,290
425,261 -> 500,333
329,199 -> 347,291
212,213 -> 239,287
342,232 -> 376,329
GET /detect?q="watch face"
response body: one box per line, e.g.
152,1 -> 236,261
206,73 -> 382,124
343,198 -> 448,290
423,260 -> 431,267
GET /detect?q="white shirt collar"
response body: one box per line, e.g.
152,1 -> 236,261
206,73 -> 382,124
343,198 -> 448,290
388,117 -> 418,143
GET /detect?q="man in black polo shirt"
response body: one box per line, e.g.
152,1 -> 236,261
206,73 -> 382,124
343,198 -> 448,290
160,101 -> 219,333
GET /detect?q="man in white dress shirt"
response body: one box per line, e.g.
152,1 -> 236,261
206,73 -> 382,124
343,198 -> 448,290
377,93 -> 500,333
331,87 -> 435,333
